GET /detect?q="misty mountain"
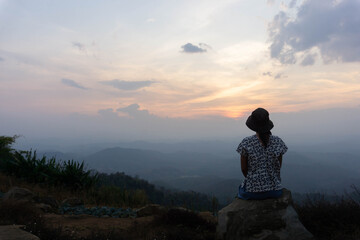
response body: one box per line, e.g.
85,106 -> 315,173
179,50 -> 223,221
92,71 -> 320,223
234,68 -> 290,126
84,147 -> 233,180
82,146 -> 360,204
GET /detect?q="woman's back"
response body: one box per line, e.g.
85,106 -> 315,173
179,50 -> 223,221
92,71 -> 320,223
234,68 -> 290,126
237,134 -> 287,192
236,108 -> 288,200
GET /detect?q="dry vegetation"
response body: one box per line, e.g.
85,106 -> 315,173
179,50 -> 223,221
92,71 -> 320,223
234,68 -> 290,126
295,188 -> 360,240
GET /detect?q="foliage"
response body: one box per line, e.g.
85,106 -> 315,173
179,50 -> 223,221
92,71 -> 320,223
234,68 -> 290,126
0,136 -> 98,191
98,172 -> 218,211
295,187 -> 360,240
91,185 -> 148,207
0,135 -> 18,169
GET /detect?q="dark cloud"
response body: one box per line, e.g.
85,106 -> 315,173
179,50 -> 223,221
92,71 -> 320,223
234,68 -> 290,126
72,42 -> 85,52
101,79 -> 155,91
61,78 -> 88,90
301,53 -> 317,66
274,73 -> 284,79
268,0 -> 360,64
117,104 -> 151,118
181,43 -> 207,53
0,57 -> 4,62
262,72 -> 272,77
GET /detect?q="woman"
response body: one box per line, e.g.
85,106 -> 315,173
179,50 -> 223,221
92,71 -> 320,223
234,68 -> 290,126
236,108 -> 287,200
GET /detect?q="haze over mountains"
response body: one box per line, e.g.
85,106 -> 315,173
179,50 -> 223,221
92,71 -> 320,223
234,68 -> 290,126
35,141 -> 360,204
6,107 -> 360,204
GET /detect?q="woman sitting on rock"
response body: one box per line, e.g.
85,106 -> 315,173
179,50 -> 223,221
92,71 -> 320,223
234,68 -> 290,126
236,108 -> 287,200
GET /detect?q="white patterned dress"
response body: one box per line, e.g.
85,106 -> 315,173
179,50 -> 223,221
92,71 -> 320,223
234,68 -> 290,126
236,135 -> 288,192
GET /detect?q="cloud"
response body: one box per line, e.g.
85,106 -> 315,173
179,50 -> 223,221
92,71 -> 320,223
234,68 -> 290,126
268,0 -> 360,64
117,104 -> 151,118
274,73 -> 283,79
61,78 -> 88,90
267,0 -> 275,6
0,57 -> 4,62
146,18 -> 155,23
98,108 -> 119,118
181,43 -> 207,53
72,42 -> 85,52
199,43 -> 212,50
100,79 -> 155,91
262,72 -> 272,77
301,53 -> 317,66
289,0 -> 297,8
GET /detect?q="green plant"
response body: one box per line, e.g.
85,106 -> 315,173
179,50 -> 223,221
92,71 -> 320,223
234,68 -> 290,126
0,135 -> 98,191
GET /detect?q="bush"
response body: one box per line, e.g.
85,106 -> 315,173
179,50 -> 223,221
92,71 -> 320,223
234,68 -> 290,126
91,185 -> 148,207
295,188 -> 360,240
0,135 -> 98,191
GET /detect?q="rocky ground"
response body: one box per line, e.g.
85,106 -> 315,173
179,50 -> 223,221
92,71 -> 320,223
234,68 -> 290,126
0,187 -> 217,240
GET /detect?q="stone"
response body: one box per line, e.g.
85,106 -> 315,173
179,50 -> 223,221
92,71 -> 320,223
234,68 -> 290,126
35,203 -> 53,213
33,196 -> 59,209
0,225 -> 40,240
217,189 -> 314,240
3,187 -> 34,202
199,211 -> 217,224
61,198 -> 84,207
136,204 -> 167,217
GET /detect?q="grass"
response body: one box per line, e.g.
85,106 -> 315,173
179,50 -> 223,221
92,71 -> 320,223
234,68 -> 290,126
294,187 -> 360,240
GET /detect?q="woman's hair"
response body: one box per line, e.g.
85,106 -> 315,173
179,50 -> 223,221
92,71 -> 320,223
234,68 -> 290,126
258,131 -> 272,148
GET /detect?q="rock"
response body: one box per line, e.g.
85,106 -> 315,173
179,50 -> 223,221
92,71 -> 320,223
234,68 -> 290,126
0,225 -> 40,240
199,211 -> 217,224
217,189 -> 314,240
3,187 -> 34,202
35,203 -> 53,213
33,196 -> 59,209
61,198 -> 84,207
136,204 -> 167,217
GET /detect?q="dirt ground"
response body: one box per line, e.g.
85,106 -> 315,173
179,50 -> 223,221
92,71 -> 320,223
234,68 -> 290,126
42,213 -> 155,238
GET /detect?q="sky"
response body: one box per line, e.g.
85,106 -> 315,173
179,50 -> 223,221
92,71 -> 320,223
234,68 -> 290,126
1,0 -> 360,143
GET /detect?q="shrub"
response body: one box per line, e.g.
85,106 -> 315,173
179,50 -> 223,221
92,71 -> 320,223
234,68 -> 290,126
295,188 -> 360,240
0,135 -> 98,191
90,185 -> 148,207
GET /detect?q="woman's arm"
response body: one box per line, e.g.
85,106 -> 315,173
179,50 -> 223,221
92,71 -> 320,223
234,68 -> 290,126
278,155 -> 283,168
241,155 -> 248,177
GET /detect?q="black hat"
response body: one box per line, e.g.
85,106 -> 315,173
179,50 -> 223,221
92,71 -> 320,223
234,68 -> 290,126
246,108 -> 274,133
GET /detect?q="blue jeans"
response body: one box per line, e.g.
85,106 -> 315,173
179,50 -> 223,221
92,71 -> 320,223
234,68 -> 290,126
238,186 -> 282,200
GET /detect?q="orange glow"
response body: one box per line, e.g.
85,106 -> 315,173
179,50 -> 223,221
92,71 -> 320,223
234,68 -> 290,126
223,111 -> 245,118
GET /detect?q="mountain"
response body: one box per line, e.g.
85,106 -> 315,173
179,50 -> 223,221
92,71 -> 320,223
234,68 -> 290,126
82,147 -> 360,204
84,147 -> 232,180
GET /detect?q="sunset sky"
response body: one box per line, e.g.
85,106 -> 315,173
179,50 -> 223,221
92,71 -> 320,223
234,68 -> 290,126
1,0 -> 360,142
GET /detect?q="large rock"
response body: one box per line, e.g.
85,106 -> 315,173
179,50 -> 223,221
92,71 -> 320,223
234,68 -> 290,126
136,204 -> 167,217
217,189 -> 313,240
3,187 -> 34,202
34,196 -> 59,209
0,225 -> 40,240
